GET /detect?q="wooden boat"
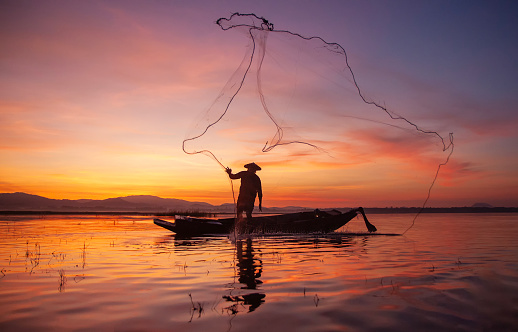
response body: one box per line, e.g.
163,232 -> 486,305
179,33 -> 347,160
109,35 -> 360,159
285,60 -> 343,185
153,207 -> 376,236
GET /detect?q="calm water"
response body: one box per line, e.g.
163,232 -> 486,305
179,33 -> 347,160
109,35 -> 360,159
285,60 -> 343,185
1,213 -> 517,331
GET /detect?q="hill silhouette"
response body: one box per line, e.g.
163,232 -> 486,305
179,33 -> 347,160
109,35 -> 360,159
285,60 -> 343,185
0,192 -> 309,213
0,192 -> 515,214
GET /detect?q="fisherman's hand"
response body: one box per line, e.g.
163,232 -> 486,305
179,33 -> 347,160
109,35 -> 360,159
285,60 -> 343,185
225,167 -> 232,174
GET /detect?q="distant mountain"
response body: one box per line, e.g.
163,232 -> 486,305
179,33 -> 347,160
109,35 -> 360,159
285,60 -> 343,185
0,192 -> 220,212
0,192 -> 57,210
471,202 -> 493,208
0,192 -> 307,213
121,195 -> 214,210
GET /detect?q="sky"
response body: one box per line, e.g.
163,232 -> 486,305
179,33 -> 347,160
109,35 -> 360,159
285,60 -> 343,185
1,0 -> 517,208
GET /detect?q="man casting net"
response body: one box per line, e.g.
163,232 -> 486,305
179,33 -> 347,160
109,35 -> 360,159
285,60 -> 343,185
183,13 -> 453,231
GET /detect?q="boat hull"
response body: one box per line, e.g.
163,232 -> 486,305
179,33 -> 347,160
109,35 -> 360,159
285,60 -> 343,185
154,208 -> 367,236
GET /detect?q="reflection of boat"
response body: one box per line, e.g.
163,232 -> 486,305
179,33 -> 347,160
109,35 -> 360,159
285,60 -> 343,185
154,207 -> 376,236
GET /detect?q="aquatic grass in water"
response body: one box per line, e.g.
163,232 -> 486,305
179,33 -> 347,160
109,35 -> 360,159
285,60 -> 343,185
0,214 -> 517,331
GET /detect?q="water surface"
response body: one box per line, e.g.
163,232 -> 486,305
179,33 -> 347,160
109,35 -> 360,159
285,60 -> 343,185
1,213 -> 517,331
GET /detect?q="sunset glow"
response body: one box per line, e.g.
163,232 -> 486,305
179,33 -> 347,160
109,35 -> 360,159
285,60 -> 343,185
1,1 -> 517,207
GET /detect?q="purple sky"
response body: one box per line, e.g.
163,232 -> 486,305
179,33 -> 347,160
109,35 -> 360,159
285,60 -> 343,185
1,0 -> 517,207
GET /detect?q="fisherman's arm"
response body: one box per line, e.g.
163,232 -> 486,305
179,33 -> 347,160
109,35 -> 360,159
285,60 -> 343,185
225,168 -> 242,179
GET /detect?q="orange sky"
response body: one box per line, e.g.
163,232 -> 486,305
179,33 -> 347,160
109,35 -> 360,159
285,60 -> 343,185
1,1 -> 517,207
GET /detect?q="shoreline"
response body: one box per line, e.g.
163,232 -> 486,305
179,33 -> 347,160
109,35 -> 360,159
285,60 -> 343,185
1,207 -> 517,216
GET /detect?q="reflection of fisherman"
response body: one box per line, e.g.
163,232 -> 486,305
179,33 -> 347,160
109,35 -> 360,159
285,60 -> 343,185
223,238 -> 265,313
236,238 -> 262,289
226,163 -> 263,224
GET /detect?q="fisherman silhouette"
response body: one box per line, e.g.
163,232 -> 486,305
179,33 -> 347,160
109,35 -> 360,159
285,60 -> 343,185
226,162 -> 263,229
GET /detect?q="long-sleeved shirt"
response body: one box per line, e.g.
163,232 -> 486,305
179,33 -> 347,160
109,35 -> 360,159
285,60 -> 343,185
229,171 -> 262,208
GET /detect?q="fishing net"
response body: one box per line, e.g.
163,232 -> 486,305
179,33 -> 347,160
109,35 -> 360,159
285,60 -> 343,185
183,13 -> 453,223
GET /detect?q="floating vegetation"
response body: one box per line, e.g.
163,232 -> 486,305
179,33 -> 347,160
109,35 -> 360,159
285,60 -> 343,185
81,241 -> 88,268
73,274 -> 86,283
25,241 -> 41,273
313,294 -> 320,307
58,269 -> 67,292
390,280 -> 401,295
188,293 -> 204,322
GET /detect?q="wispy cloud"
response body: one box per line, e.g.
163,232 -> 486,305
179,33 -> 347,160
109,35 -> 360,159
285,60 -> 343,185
1,2 -> 516,207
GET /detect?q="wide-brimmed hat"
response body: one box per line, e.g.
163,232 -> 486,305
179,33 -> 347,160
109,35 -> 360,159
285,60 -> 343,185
244,162 -> 261,171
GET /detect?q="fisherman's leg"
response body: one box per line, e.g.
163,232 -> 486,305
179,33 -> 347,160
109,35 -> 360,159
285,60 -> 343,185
236,205 -> 246,233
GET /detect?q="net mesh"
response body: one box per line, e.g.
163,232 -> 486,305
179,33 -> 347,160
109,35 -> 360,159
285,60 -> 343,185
182,13 -> 453,230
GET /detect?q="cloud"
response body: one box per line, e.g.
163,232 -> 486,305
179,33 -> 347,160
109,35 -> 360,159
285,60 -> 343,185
1,1 -> 243,101
436,159 -> 485,187
1,2 -> 515,207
